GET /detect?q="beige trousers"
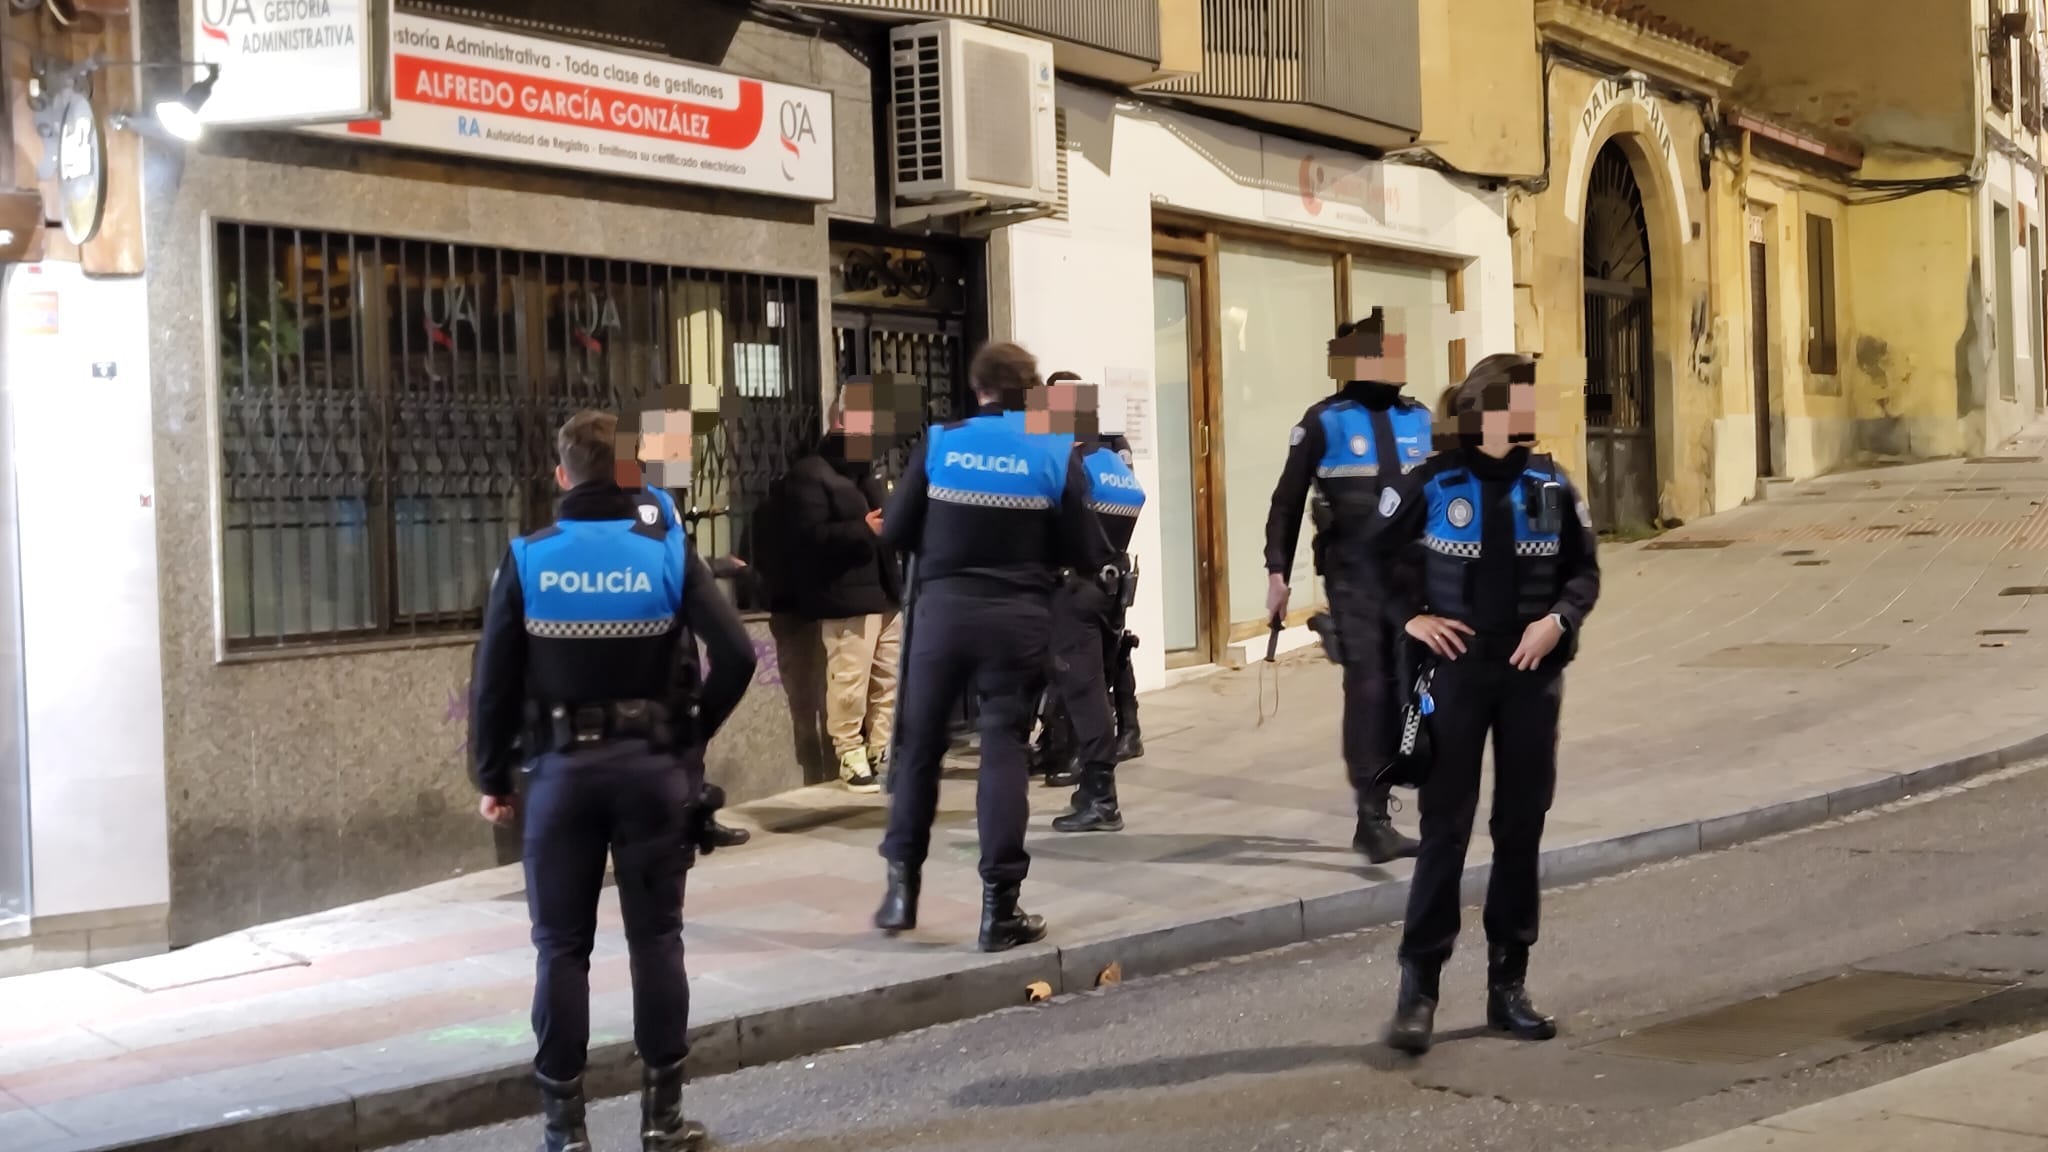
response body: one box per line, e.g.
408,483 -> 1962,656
821,612 -> 901,757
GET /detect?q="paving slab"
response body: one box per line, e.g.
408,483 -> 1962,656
1662,1030 -> 2048,1151
13,443 -> 2048,1150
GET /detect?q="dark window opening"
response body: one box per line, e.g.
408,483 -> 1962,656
1805,214 -> 1839,377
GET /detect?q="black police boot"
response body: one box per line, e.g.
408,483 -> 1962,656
1352,784 -> 1420,864
706,818 -> 750,849
1383,962 -> 1440,1056
535,1072 -> 592,1152
1043,751 -> 1081,789
979,882 -> 1048,952
873,861 -> 920,933
1053,764 -> 1124,833
1486,945 -> 1558,1041
1113,719 -> 1145,763
640,1059 -> 708,1151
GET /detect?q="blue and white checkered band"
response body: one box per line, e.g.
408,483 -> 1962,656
929,486 -> 1054,511
1515,539 -> 1561,558
527,617 -> 678,640
1424,536 -> 1483,558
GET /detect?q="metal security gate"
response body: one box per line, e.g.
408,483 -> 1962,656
831,311 -> 967,480
1582,144 -> 1658,532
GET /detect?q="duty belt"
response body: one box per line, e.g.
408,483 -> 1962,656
528,699 -> 674,754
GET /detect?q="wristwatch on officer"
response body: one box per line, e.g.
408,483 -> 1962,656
1549,612 -> 1569,633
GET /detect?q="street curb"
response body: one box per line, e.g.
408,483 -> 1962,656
73,730 -> 2048,1152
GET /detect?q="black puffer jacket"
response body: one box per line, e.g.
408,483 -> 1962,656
782,435 -> 903,620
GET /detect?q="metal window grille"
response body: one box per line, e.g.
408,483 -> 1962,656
215,221 -> 820,651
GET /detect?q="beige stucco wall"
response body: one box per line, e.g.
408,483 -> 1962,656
1637,0 -> 1975,162
1419,0 -> 1545,178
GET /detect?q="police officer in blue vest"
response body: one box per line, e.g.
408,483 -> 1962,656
469,411 -> 757,1152
1264,311 -> 1434,863
1368,354 -> 1601,1056
874,343 -> 1108,951
1039,372 -> 1148,833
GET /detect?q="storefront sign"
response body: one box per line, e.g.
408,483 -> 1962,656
1260,136 -> 1429,240
320,12 -> 835,202
1563,77 -> 1692,239
54,91 -> 105,246
194,0 -> 382,126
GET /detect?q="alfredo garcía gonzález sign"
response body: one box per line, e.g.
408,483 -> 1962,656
315,11 -> 837,203
193,0 -> 383,127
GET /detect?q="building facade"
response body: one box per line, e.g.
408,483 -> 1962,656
2,0 -> 2040,973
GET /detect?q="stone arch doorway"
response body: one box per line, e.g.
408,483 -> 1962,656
1582,141 -> 1658,531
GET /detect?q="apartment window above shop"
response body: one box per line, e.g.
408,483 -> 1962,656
214,222 -> 819,652
1991,1 -> 2016,114
1805,214 -> 1839,377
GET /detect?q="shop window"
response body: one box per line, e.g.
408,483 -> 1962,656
1804,214 -> 1839,377
214,222 -> 820,652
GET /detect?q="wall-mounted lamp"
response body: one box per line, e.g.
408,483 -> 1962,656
30,54 -> 221,145
152,65 -> 218,141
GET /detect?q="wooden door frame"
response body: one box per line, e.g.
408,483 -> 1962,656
1155,212 -> 1472,651
1151,249 -> 1230,669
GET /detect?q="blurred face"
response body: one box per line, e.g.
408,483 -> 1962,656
1480,380 -> 1539,455
836,376 -> 916,462
1027,379 -> 1099,439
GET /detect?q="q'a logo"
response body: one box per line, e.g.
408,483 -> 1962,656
778,100 -> 816,180
199,0 -> 255,46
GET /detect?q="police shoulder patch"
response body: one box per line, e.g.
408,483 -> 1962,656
1289,425 -> 1306,447
1447,498 -> 1474,528
1378,487 -> 1401,518
1349,434 -> 1369,457
1118,449 -> 1134,467
639,504 -> 661,526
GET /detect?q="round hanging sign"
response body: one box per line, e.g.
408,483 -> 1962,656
54,89 -> 106,246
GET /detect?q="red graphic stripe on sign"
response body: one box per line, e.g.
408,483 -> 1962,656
201,23 -> 227,42
394,55 -> 766,150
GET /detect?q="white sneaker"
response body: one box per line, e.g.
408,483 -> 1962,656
839,747 -> 880,793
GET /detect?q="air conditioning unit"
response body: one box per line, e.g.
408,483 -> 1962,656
889,19 -> 1058,227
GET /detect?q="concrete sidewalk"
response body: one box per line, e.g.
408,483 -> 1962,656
1670,1029 -> 2048,1150
13,441 -> 2048,1152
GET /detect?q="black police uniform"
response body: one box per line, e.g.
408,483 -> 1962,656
470,481 -> 755,1152
1368,445 -> 1600,1054
874,404 -> 1107,951
1048,433 -> 1146,833
1265,381 -> 1433,861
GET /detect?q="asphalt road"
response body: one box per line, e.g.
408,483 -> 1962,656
404,761 -> 2048,1152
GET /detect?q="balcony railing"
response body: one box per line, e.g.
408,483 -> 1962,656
1149,0 -> 1422,149
776,0 -> 1183,84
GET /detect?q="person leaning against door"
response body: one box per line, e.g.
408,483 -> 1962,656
783,382 -> 905,793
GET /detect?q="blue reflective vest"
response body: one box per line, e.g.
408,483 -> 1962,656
1420,458 -> 1564,620
925,414 -> 1073,511
511,508 -> 684,642
1083,441 -> 1145,555
1316,401 -> 1432,481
